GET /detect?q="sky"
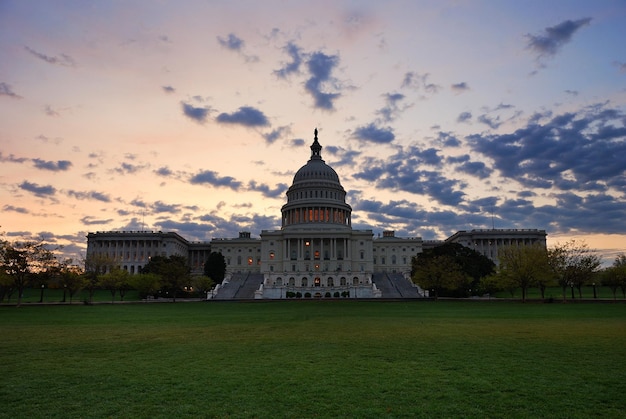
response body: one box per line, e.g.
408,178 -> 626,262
1,0 -> 625,266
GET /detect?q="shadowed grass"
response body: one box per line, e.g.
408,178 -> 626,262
1,301 -> 625,418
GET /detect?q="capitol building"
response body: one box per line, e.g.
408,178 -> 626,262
87,129 -> 546,299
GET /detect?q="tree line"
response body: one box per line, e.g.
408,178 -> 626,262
0,237 -> 227,306
411,240 -> 626,302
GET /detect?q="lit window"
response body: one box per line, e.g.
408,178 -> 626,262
248,257 -> 253,265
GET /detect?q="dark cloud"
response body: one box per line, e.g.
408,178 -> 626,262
274,42 -> 303,79
152,201 -> 181,214
3,205 -> 29,214
0,82 -> 22,99
66,190 -> 111,202
526,18 -> 591,62
189,170 -> 243,190
376,93 -> 409,123
24,46 -> 76,67
262,126 -> 290,144
217,33 -> 244,51
304,51 -> 341,110
32,158 -> 72,171
290,138 -> 306,147
80,216 -> 113,225
248,181 -> 288,198
162,85 -> 175,94
400,71 -> 441,94
354,146 -> 465,206
0,152 -> 28,164
19,181 -> 56,197
457,111 -> 472,123
433,132 -> 462,148
324,145 -> 361,167
181,101 -> 211,124
467,105 -> 626,192
114,162 -> 148,175
451,82 -> 470,93
613,61 -> 626,73
216,33 -> 258,62
216,106 -> 269,127
353,123 -> 395,144
154,166 -> 173,177
477,114 -> 502,129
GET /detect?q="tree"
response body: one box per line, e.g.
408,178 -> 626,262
131,273 -> 161,299
192,275 -> 214,298
57,260 -> 84,303
83,253 -> 116,303
411,243 -> 494,297
98,267 -> 130,303
602,253 -> 626,299
204,252 -> 226,285
411,254 -> 468,300
497,243 -> 551,302
142,255 -> 190,302
0,239 -> 55,307
549,240 -> 601,300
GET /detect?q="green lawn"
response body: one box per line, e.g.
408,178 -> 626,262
1,301 -> 625,418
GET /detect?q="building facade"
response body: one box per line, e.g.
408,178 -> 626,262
86,129 -> 547,298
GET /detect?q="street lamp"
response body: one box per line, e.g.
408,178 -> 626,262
593,282 -> 597,299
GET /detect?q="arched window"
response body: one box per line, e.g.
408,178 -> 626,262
340,277 -> 347,286
289,277 -> 295,286
353,277 -> 359,285
328,277 -> 334,287
276,277 -> 282,286
301,277 -> 308,287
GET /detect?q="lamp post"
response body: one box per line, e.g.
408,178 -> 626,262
39,283 -> 45,303
593,282 -> 597,299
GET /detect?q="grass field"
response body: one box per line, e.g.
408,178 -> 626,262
1,301 -> 625,418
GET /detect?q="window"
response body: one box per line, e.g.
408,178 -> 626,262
269,251 -> 275,260
248,257 -> 253,265
302,278 -> 308,287
328,277 -> 334,287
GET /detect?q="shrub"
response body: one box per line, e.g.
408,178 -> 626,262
333,291 -> 340,298
304,292 -> 311,298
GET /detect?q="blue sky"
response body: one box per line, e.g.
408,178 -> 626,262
1,0 -> 625,265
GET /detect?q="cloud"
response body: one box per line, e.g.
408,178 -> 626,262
19,181 -> 57,197
155,166 -> 173,177
376,93 -> 409,123
526,18 -> 592,63
400,71 -> 441,95
0,152 -> 28,164
324,145 -> 361,167
466,104 -> 626,192
80,216 -> 113,225
217,33 -> 244,51
353,123 -> 395,144
24,46 -> 76,67
457,111 -> 472,123
274,42 -> 303,79
0,82 -> 22,99
3,205 -> 29,214
262,125 -> 291,144
216,106 -> 269,127
248,181 -> 288,198
32,158 -> 72,171
216,33 -> 258,62
162,85 -> 175,94
113,162 -> 148,175
451,82 -> 470,93
181,101 -> 211,124
433,132 -> 462,148
477,114 -> 502,129
189,170 -> 243,190
152,200 -> 181,214
66,190 -> 111,202
304,51 -> 341,110
353,145 -> 465,206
